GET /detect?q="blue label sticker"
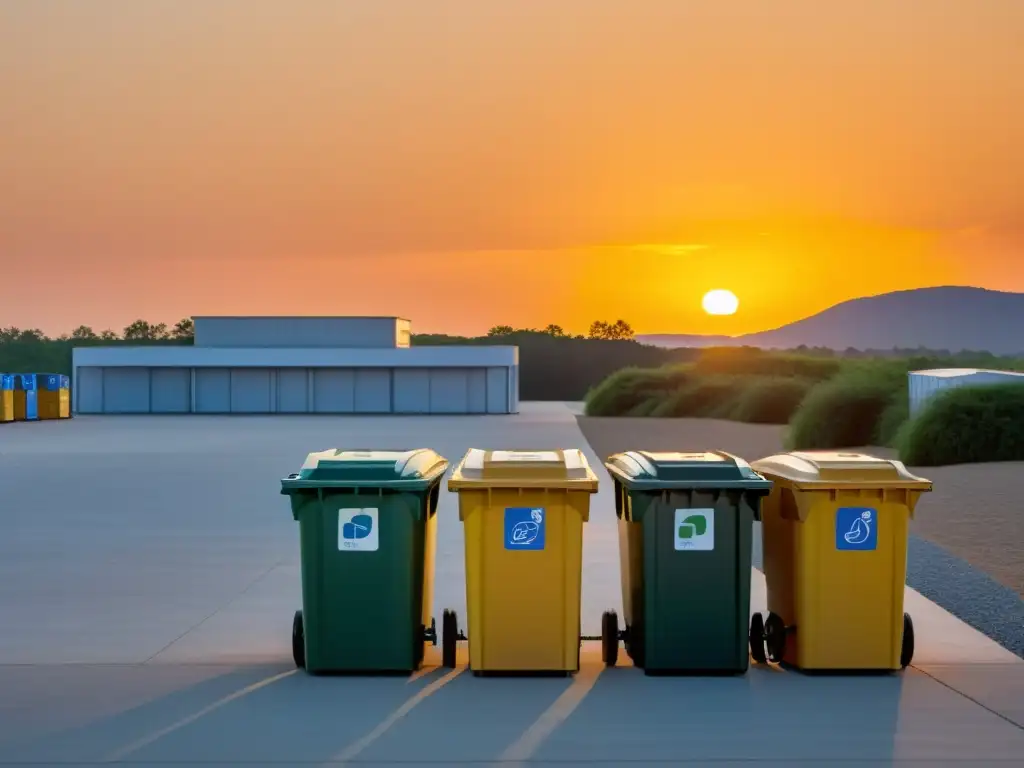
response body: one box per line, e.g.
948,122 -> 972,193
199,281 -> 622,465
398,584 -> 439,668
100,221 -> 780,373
504,507 -> 546,550
836,507 -> 878,551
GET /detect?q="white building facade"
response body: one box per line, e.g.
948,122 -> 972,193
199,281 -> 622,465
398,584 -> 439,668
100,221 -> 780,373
72,316 -> 519,415
908,367 -> 1024,416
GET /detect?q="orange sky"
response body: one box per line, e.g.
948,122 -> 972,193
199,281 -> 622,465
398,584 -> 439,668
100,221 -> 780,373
2,0 -> 1023,337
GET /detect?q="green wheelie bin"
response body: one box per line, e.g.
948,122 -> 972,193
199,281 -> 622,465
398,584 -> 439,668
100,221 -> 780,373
281,448 -> 449,674
602,451 -> 772,674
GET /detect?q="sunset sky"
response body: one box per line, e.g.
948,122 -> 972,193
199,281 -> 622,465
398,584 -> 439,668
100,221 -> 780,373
2,0 -> 1022,337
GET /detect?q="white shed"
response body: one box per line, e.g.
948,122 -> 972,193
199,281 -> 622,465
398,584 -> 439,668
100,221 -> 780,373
908,368 -> 1024,416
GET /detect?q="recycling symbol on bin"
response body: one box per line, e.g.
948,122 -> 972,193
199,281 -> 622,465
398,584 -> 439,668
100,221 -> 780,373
677,514 -> 708,540
510,509 -> 544,546
843,509 -> 873,546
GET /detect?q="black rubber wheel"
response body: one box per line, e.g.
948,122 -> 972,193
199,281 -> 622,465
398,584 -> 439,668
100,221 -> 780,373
749,612 -> 767,665
442,609 -> 458,669
764,612 -> 787,664
601,611 -> 620,667
292,610 -> 306,669
900,612 -> 915,669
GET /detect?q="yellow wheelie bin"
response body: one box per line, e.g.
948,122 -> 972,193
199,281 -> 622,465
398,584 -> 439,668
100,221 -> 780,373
0,374 -> 14,423
749,451 -> 932,671
37,374 -> 64,420
446,449 -> 599,675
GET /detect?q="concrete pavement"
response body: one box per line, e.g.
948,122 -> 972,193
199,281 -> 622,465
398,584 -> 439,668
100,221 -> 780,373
1,403 -> 1021,765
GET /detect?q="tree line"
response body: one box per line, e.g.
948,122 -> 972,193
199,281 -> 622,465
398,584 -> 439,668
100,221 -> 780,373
2,316 -> 1015,401
0,317 -> 657,398
485,319 -> 635,341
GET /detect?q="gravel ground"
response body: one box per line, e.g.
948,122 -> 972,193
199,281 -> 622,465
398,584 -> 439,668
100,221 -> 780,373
577,415 -> 1024,658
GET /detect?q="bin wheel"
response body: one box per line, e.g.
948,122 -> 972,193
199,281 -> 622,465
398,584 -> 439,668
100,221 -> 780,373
601,611 -> 620,667
441,609 -> 458,669
764,612 -> 786,664
292,610 -> 306,669
900,613 -> 915,669
749,612 -> 767,665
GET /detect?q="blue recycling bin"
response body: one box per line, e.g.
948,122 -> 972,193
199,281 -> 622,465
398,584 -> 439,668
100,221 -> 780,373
14,374 -> 38,421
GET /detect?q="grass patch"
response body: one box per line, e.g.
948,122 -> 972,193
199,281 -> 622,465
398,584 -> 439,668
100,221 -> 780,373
896,382 -> 1024,465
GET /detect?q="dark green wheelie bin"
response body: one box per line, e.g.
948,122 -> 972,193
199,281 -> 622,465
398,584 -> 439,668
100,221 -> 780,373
601,451 -> 772,674
281,448 -> 449,674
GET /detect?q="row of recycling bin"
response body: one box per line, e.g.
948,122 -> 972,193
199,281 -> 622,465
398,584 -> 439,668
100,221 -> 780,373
282,447 -> 932,677
0,373 -> 71,422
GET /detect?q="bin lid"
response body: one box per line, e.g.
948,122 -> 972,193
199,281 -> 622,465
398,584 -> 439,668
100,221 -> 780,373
42,374 -> 61,391
750,451 -> 932,490
605,450 -> 772,491
16,374 -> 36,390
448,448 -> 599,491
0,374 -> 13,390
280,448 -> 449,492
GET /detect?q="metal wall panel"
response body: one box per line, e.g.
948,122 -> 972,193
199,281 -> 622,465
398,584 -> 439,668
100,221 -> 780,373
76,367 -> 104,414
393,369 -> 430,413
312,369 -> 355,413
354,369 -> 391,413
486,367 -> 509,414
150,368 -> 191,413
102,367 -> 151,413
230,368 -> 272,413
194,368 -> 231,413
429,369 -> 469,414
276,368 -> 309,413
467,368 -> 487,413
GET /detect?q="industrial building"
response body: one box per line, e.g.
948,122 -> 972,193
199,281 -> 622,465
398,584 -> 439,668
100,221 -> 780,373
908,367 -> 1024,416
71,316 -> 519,415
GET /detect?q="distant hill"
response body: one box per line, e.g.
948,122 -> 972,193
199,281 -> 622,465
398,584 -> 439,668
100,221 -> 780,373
637,286 -> 1024,355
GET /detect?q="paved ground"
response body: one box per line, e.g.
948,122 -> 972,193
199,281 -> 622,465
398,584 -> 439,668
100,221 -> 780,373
1,404 -> 1022,766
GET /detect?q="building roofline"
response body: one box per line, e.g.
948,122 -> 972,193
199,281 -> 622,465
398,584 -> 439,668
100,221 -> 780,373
191,315 -> 412,322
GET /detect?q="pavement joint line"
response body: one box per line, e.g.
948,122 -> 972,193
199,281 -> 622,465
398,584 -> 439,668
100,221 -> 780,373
100,668 -> 298,762
329,663 -> 467,763
912,663 -> 1024,732
140,561 -> 285,664
496,660 -> 605,765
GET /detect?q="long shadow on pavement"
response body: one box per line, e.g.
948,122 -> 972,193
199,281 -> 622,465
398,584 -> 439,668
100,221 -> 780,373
0,663 -> 457,764
535,664 -> 1024,765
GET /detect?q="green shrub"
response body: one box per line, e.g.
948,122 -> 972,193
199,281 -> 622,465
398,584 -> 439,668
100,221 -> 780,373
875,394 -> 910,447
625,396 -> 664,417
583,365 -> 692,416
896,383 -> 1024,465
786,370 -> 905,450
648,376 -> 750,418
692,348 -> 842,381
730,377 -> 814,424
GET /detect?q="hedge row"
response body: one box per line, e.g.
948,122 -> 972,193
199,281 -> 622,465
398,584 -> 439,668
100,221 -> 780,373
896,383 -> 1024,465
585,367 -> 816,425
583,354 -> 1024,465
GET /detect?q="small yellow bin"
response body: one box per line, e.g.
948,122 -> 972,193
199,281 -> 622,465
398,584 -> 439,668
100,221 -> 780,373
447,448 -> 599,674
749,451 -> 932,671
37,374 -> 64,420
0,374 -> 14,423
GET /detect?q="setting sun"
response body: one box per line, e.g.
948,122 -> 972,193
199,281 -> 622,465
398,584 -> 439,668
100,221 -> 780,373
702,289 -> 739,316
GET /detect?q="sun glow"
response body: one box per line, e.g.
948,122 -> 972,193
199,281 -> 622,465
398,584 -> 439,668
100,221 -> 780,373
702,289 -> 739,315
